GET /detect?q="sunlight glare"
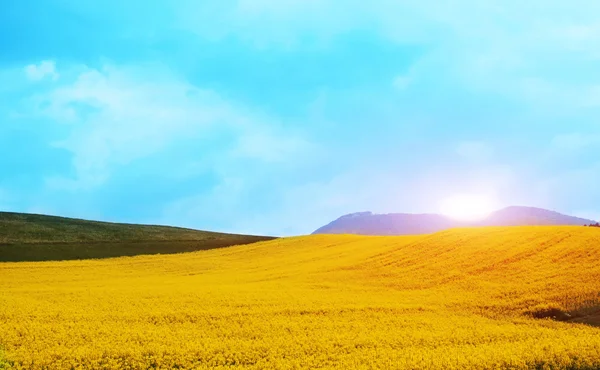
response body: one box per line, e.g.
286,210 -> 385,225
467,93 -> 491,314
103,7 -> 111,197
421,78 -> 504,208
439,194 -> 497,222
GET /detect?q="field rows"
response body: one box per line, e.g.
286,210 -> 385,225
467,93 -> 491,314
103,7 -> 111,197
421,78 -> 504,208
2,227 -> 600,368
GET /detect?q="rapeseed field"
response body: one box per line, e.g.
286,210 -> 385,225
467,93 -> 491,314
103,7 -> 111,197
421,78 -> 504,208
2,226 -> 600,369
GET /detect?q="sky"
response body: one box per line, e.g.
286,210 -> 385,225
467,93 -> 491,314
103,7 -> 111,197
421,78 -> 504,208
1,1 -> 600,236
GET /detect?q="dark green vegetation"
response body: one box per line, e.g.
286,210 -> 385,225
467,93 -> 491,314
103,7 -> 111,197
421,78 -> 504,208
0,347 -> 7,370
0,212 -> 275,262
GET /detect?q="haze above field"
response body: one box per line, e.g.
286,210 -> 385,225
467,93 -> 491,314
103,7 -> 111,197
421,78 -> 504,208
2,1 -> 600,236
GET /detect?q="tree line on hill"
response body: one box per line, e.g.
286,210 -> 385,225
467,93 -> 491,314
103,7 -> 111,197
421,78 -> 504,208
585,223 -> 600,227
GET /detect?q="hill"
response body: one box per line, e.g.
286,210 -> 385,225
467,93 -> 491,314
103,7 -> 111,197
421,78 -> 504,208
0,212 -> 275,262
313,206 -> 596,235
2,226 -> 600,368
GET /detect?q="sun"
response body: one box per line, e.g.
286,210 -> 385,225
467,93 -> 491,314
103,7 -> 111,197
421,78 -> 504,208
439,194 -> 497,222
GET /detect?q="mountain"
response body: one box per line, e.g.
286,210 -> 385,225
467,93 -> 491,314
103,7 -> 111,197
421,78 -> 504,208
481,206 -> 596,226
312,206 -> 597,235
0,211 -> 275,262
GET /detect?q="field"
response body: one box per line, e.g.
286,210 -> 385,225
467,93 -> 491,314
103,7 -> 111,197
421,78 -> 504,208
2,226 -> 600,369
0,212 -> 274,262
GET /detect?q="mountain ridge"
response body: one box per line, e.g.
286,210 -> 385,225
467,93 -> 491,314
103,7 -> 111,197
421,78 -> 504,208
313,206 -> 597,235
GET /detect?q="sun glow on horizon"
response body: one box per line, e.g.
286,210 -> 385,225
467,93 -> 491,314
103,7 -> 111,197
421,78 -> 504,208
439,194 -> 498,222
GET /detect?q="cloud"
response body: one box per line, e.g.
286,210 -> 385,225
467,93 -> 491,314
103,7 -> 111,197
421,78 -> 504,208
232,130 -> 314,163
28,62 -> 313,190
534,161 -> 600,213
158,169 -> 381,235
179,1 -> 453,49
179,1 -> 600,111
456,141 -> 493,162
552,133 -> 600,151
392,75 -> 411,90
32,2 -> 600,111
157,158 -> 525,236
177,1 -> 600,50
5,2 -> 600,234
24,60 -> 59,81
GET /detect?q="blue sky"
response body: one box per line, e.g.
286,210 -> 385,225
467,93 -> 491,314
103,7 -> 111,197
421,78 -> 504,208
2,1 -> 600,235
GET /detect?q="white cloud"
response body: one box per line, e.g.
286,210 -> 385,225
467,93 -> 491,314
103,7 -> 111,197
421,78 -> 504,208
456,141 -> 493,162
179,1 -> 600,111
158,169 -> 385,236
535,161 -> 600,213
552,133 -> 600,151
179,1 -> 600,49
30,63 -> 312,190
25,60 -> 59,81
392,75 -> 411,90
232,130 -> 314,163
157,159 -> 525,236
157,176 -> 247,233
179,1 -> 447,48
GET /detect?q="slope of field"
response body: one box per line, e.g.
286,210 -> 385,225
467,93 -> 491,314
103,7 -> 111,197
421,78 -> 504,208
0,212 -> 274,261
1,227 -> 600,369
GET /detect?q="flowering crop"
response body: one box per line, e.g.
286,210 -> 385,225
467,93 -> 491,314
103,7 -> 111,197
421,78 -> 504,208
1,227 -> 600,369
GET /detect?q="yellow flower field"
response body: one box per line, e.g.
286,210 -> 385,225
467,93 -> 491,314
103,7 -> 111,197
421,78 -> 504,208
2,226 -> 600,369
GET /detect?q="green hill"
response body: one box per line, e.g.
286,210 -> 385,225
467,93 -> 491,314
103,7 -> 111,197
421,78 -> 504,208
0,212 -> 275,262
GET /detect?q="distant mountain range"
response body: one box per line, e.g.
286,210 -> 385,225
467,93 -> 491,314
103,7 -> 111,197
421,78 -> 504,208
312,206 -> 597,235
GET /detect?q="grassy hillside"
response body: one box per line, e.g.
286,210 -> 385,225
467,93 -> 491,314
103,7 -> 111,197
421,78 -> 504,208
2,226 -> 600,368
0,212 -> 274,261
